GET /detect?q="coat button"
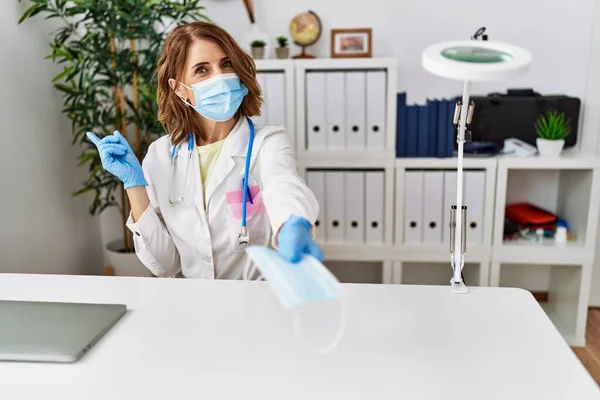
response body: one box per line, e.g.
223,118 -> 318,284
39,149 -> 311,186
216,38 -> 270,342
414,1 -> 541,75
135,231 -> 141,236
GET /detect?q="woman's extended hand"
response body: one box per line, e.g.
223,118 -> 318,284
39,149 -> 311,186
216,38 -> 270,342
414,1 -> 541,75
86,130 -> 148,189
277,215 -> 323,263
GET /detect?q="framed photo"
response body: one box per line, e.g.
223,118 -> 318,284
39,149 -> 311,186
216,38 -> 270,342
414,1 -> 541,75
330,28 -> 372,58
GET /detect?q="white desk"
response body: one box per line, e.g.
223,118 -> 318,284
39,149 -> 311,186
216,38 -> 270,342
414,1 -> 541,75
0,273 -> 598,399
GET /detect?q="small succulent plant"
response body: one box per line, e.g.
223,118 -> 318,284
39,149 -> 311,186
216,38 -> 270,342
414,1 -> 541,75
276,36 -> 288,47
535,111 -> 571,140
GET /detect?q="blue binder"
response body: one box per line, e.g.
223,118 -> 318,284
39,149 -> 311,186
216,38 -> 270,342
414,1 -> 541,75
427,99 -> 438,157
446,100 -> 455,157
437,99 -> 448,157
406,105 -> 418,157
396,92 -> 407,157
417,105 -> 429,157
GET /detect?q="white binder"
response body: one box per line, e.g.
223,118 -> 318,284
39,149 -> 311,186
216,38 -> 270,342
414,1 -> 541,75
265,72 -> 285,127
254,72 -> 267,127
464,170 -> 485,244
344,171 -> 365,243
306,171 -> 326,242
305,72 -> 327,150
403,171 -> 424,243
325,72 -> 345,150
422,171 -> 444,244
366,71 -> 387,151
345,72 -> 366,150
442,171 -> 459,246
365,171 -> 384,244
325,171 -> 345,243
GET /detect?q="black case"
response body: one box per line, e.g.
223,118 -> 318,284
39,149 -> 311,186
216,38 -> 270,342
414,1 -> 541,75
455,89 -> 580,148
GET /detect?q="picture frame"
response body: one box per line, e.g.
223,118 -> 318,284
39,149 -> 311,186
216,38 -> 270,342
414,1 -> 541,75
330,28 -> 372,58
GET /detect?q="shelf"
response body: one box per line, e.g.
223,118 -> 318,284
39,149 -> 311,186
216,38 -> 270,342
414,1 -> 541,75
253,59 -> 295,71
298,151 -> 395,168
399,261 -> 485,287
493,167 -> 599,262
395,151 -> 600,170
396,157 -> 496,169
294,57 -> 397,70
255,58 -> 398,71
394,244 -> 491,263
497,149 -> 600,169
318,242 -> 490,263
320,243 -> 393,261
493,239 -> 592,264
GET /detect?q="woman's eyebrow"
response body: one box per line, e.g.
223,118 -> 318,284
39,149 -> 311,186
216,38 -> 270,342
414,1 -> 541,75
190,61 -> 209,71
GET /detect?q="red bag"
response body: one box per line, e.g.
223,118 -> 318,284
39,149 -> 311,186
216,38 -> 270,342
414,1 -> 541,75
505,202 -> 557,228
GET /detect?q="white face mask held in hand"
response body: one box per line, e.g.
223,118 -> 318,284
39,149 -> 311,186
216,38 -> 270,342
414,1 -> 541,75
244,246 -> 347,354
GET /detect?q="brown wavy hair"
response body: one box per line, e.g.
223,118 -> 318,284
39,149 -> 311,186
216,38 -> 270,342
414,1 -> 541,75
156,22 -> 262,145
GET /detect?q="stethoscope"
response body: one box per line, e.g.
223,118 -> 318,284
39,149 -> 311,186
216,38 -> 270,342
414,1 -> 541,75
168,117 -> 256,247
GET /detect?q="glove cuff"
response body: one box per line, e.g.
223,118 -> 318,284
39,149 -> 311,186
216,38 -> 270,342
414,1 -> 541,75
285,215 -> 312,232
124,177 -> 149,190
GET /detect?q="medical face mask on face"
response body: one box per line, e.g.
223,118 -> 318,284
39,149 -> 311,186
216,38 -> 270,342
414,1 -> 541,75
182,73 -> 248,122
244,246 -> 347,354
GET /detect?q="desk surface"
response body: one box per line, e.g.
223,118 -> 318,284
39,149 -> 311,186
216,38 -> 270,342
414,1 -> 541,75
0,273 -> 598,399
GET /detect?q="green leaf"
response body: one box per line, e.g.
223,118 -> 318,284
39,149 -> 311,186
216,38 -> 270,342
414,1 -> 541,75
18,3 -> 43,24
51,65 -> 74,82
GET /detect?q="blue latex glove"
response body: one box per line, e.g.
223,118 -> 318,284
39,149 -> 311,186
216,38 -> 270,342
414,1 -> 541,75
86,130 -> 148,189
277,215 -> 323,263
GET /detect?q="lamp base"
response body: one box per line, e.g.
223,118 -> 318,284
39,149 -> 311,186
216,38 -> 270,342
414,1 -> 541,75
451,279 -> 469,294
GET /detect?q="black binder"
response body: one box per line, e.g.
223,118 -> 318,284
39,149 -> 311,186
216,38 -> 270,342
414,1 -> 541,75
455,89 -> 580,148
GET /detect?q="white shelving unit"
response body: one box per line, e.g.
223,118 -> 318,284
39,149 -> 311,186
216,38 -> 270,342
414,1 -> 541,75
489,149 -> 600,346
252,59 -> 296,148
391,157 -> 497,288
255,58 -> 600,346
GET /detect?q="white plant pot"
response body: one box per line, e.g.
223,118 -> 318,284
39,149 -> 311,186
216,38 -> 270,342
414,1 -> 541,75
536,138 -> 565,157
242,23 -> 269,57
104,239 -> 154,277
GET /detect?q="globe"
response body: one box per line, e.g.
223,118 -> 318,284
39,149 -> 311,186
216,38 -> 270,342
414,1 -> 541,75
289,11 -> 322,58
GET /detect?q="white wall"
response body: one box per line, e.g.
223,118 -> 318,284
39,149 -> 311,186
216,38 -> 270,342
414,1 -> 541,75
206,0 -> 595,104
0,2 -> 104,275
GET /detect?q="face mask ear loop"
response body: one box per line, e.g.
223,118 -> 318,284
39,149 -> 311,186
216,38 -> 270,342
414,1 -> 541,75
292,294 -> 348,355
176,82 -> 195,109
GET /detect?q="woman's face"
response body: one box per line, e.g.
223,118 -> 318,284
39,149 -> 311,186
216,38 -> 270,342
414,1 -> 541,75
172,38 -> 235,106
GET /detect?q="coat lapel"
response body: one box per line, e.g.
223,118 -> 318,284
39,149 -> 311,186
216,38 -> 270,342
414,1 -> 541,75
205,117 -> 255,205
189,142 -> 205,215
170,135 -> 204,215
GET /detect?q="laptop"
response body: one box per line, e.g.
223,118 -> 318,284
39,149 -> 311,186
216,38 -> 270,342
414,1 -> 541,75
0,300 -> 127,363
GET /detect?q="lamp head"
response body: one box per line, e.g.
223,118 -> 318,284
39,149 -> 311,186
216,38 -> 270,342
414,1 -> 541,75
422,40 -> 532,82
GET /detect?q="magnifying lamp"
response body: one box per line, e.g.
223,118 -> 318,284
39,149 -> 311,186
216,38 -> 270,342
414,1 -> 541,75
421,29 -> 532,294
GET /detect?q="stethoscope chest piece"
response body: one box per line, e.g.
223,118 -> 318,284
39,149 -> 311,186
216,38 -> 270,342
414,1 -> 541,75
238,227 -> 249,247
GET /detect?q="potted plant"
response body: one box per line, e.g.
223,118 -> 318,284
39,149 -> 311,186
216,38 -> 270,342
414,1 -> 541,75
18,0 -> 208,276
534,111 -> 571,157
250,39 -> 266,59
275,36 -> 289,59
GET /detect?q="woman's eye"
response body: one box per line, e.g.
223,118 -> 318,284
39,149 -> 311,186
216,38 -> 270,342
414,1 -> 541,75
222,60 -> 233,68
195,67 -> 207,74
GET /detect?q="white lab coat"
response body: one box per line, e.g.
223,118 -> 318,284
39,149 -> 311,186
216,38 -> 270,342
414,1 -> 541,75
125,117 -> 319,279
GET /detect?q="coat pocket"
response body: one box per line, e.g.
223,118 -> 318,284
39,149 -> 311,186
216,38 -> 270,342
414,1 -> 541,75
225,183 -> 269,252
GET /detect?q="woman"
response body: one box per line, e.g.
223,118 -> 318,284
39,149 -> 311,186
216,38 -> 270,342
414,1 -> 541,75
87,22 -> 322,279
